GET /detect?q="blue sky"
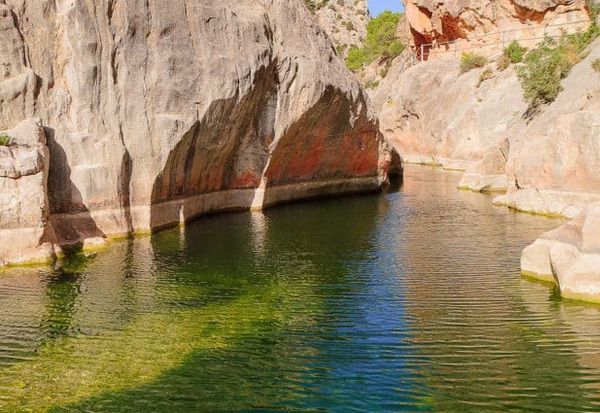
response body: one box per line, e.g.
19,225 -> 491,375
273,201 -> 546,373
369,0 -> 404,15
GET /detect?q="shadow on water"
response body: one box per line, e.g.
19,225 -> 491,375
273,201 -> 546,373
44,195 -> 388,412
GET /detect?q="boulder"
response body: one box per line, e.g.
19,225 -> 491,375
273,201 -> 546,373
0,118 -> 54,265
522,202 -> 600,302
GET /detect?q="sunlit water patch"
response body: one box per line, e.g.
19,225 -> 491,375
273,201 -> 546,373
1,166 -> 599,412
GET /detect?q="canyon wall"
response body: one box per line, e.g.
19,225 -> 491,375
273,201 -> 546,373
403,0 -> 589,59
374,58 -> 525,192
377,0 -> 600,302
377,0 -> 599,210
0,0 -> 389,265
313,0 -> 370,56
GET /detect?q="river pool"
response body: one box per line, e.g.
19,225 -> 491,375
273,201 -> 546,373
1,165 -> 599,412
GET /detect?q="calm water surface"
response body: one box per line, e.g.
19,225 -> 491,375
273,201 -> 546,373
1,166 -> 600,412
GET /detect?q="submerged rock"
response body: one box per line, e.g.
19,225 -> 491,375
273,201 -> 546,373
0,0 -> 389,266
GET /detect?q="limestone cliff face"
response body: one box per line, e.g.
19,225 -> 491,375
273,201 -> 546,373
377,0 -> 598,208
404,0 -> 589,58
0,0 -> 389,264
374,57 -> 525,191
377,35 -> 600,211
0,119 -> 53,265
313,0 -> 370,56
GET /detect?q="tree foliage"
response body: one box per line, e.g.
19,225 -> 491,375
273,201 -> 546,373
344,11 -> 405,72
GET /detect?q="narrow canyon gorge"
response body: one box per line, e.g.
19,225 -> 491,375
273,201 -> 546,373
1,0 -> 600,300
3,1 -> 600,410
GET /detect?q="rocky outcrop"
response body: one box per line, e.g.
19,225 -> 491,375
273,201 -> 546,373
495,37 -> 600,218
403,0 -> 589,59
377,2 -> 599,205
374,56 -> 525,192
522,203 -> 600,302
0,0 -> 389,266
312,0 -> 369,56
0,119 -> 53,266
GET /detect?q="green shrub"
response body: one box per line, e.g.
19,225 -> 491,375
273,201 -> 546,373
504,41 -> 527,64
0,134 -> 10,146
518,26 -> 600,113
344,11 -> 405,71
593,58 -> 600,73
497,55 -> 511,71
478,68 -> 494,87
385,39 -> 405,58
346,47 -> 366,72
460,52 -> 488,72
364,79 -> 380,89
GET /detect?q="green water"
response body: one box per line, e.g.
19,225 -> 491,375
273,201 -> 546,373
1,165 -> 599,412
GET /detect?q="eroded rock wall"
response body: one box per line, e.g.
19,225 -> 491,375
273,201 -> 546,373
404,0 -> 589,59
374,57 -> 525,192
495,38 -> 600,218
313,0 -> 370,56
0,0 -> 389,264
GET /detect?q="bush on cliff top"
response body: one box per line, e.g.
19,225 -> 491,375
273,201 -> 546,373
345,11 -> 405,72
518,25 -> 600,114
0,135 -> 10,146
460,52 -> 488,73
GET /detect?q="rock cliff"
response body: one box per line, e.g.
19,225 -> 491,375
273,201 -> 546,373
311,0 -> 370,56
0,119 -> 53,265
403,0 -> 589,59
0,0 -> 389,265
376,0 -> 600,302
374,57 -> 524,193
495,38 -> 600,218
